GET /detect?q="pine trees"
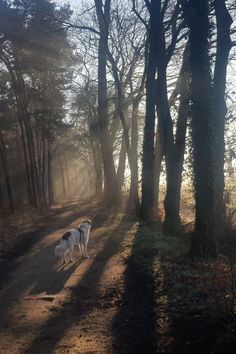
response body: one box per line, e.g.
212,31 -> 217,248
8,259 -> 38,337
0,0 -> 73,209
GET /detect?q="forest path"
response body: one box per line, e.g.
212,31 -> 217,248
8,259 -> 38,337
0,201 -> 156,354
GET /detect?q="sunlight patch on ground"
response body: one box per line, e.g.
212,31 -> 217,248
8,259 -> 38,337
0,215 -> 138,354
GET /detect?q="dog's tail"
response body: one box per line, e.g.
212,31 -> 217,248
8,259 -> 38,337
55,242 -> 67,257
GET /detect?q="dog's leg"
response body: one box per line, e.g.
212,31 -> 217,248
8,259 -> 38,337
80,242 -> 84,257
70,245 -> 75,262
68,251 -> 73,262
85,243 -> 89,258
83,243 -> 86,258
78,243 -> 83,258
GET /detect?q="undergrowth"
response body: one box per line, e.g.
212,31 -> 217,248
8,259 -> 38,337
121,224 -> 190,277
123,225 -> 236,317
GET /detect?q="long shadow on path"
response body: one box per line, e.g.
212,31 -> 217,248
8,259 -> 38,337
23,218 -> 133,354
0,200 -> 98,290
0,201 -> 102,324
112,225 -> 158,354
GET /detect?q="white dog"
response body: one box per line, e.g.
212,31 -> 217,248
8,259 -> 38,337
55,219 -> 92,264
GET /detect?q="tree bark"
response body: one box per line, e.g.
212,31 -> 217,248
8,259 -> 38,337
95,0 -> 120,206
163,43 -> 190,233
47,137 -> 54,204
150,0 -> 181,233
92,141 -> 103,198
87,110 -> 103,198
0,130 -> 14,212
107,51 -> 140,215
0,52 -> 42,207
213,0 -> 232,235
188,0 -> 218,256
156,67 -> 181,233
153,123 -> 164,218
58,147 -> 66,199
140,0 -> 159,220
127,98 -> 140,216
117,134 -> 126,192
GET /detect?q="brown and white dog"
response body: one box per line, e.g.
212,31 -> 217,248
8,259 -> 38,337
55,219 -> 92,263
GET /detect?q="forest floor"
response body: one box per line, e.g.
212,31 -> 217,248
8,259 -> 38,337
0,200 -> 236,354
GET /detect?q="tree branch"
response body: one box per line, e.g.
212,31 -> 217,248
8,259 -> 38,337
131,0 -> 148,30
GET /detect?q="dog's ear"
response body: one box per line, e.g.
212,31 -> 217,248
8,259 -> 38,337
62,231 -> 71,240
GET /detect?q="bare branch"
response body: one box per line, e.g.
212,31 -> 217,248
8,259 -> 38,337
56,19 -> 100,35
77,5 -> 96,17
131,0 -> 149,30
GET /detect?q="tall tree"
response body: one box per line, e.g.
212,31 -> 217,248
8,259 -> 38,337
0,124 -> 14,212
138,0 -> 188,229
213,0 -> 232,237
186,0 -> 218,256
94,0 -> 120,205
139,0 -> 159,220
107,2 -> 146,215
0,0 -> 73,208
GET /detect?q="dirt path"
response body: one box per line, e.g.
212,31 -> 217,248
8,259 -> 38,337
3,202 -> 234,354
0,202 -> 156,354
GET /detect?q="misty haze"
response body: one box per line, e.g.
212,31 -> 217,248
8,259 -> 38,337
0,0 -> 236,353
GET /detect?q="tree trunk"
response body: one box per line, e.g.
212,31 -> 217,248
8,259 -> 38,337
1,53 -> 42,207
140,0 -> 159,220
151,0 -> 181,233
47,137 -> 54,204
153,123 -> 164,219
117,134 -> 126,192
0,130 -> 14,212
213,0 -> 232,235
157,69 -> 181,233
162,43 -> 190,233
127,98 -> 140,216
188,0 -> 218,256
58,148 -> 66,199
107,51 -> 140,216
41,135 -> 47,205
93,148 -> 103,198
95,0 -> 120,206
88,114 -> 103,198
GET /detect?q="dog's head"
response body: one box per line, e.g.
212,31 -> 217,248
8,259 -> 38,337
81,219 -> 92,225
